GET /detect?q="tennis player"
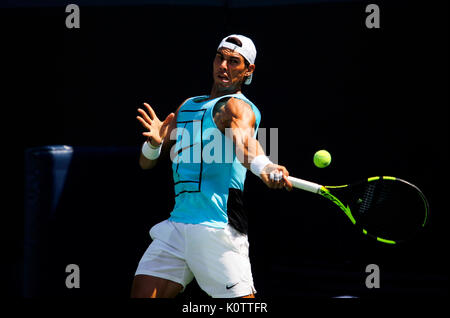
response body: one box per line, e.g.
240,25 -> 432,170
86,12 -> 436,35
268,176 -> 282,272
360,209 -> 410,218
131,34 -> 292,298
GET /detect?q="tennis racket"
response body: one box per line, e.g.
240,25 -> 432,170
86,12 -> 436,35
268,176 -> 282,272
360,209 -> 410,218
286,175 -> 430,244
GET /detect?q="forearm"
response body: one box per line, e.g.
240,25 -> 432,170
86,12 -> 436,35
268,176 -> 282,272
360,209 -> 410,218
139,140 -> 162,170
139,152 -> 158,170
219,98 -> 291,189
232,128 -> 265,169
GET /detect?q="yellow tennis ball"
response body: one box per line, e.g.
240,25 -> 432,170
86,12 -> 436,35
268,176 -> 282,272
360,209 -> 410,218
313,150 -> 331,168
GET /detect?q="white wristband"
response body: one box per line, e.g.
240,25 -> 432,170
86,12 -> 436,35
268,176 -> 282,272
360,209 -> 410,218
250,155 -> 273,178
142,141 -> 162,160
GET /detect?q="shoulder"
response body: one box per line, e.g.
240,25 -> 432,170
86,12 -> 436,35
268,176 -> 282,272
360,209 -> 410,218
175,97 -> 193,113
180,97 -> 193,107
218,97 -> 256,129
223,97 -> 254,119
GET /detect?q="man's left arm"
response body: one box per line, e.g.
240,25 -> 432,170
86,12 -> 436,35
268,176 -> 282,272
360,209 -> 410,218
218,97 -> 292,190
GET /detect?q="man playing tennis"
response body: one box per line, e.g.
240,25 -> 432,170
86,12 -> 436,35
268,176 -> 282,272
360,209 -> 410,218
131,34 -> 292,298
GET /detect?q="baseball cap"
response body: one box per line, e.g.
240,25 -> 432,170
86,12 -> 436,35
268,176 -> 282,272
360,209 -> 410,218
217,34 -> 257,85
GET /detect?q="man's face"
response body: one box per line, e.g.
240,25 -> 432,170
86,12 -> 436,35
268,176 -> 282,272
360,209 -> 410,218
213,48 -> 253,88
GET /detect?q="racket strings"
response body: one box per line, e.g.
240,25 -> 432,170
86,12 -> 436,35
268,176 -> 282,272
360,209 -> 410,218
355,180 -> 424,241
359,183 -> 376,214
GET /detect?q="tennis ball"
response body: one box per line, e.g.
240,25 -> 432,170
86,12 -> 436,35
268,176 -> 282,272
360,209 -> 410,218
313,150 -> 331,168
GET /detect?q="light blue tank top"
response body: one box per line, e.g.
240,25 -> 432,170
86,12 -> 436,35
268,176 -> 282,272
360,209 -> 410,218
168,93 -> 261,228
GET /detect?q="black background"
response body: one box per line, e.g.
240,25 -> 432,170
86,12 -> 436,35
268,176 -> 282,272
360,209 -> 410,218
2,0 -> 448,303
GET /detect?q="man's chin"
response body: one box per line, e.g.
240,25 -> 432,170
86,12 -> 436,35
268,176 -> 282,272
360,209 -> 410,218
216,78 -> 231,86
214,80 -> 232,89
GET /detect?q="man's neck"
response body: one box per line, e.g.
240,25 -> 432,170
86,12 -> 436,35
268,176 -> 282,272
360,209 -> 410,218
209,84 -> 242,100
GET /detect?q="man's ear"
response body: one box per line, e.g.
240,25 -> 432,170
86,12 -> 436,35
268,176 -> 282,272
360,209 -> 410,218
246,64 -> 255,77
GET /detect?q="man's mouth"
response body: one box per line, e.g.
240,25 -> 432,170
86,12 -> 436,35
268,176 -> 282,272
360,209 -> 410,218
218,73 -> 230,83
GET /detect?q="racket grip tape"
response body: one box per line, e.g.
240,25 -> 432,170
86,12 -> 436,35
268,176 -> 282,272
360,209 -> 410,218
287,176 -> 322,193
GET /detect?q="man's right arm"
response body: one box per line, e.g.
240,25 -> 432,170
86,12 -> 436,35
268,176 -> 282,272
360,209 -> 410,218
139,139 -> 164,170
137,99 -> 187,170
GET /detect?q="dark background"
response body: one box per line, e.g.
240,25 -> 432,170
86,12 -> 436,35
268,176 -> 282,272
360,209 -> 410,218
1,0 -> 448,303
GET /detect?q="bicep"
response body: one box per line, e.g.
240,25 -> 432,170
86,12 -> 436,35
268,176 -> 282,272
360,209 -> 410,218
225,99 -> 263,164
226,98 -> 256,139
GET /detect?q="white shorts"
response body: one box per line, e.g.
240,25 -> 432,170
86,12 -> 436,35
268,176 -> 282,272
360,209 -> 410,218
135,220 -> 256,298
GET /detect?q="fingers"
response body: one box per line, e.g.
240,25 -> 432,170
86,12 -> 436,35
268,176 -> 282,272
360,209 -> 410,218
265,165 -> 291,190
162,112 -> 175,126
282,174 -> 293,191
137,108 -> 153,125
277,166 -> 292,191
143,103 -> 157,120
278,166 -> 289,177
269,171 -> 283,182
137,104 -> 169,145
136,115 -> 151,131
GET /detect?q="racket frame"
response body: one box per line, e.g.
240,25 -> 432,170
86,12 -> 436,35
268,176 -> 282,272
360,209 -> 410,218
286,175 -> 429,245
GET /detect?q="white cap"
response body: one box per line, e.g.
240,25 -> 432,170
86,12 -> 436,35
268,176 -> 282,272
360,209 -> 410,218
217,34 -> 257,85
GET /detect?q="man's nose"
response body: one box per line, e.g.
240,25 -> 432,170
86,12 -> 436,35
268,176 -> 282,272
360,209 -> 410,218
219,59 -> 227,70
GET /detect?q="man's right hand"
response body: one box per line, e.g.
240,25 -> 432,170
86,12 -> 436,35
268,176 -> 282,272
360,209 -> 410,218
137,103 -> 175,146
260,163 -> 293,191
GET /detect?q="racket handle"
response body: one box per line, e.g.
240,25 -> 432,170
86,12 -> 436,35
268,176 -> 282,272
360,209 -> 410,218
287,176 -> 323,194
